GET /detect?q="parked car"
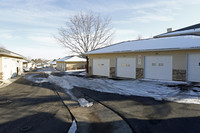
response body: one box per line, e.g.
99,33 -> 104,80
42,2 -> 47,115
23,67 -> 30,72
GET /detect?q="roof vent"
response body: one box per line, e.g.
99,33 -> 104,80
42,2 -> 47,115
167,28 -> 173,33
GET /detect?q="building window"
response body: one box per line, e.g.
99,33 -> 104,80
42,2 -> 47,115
159,63 -> 164,66
152,63 -> 156,66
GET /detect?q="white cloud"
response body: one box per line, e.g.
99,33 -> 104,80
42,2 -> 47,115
113,29 -> 139,43
131,10 -> 174,23
0,34 -> 20,40
28,36 -> 57,45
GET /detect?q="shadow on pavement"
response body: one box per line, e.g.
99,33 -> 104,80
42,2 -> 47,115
9,73 -> 200,133
0,112 -> 71,133
0,75 -> 72,133
75,87 -> 200,133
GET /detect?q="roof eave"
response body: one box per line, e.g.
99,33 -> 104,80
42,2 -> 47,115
87,47 -> 200,55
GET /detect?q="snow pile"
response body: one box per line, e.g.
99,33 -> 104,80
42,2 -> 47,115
48,75 -> 73,89
68,120 -> 77,133
37,68 -> 57,72
25,74 -> 48,83
78,98 -> 93,107
66,69 -> 86,75
48,75 -> 200,104
48,75 -> 93,107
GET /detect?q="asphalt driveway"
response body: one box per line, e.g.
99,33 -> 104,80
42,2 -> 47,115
2,71 -> 200,133
0,74 -> 72,133
75,87 -> 200,133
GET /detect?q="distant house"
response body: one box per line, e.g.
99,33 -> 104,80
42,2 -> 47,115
50,61 -> 56,69
86,35 -> 200,82
23,59 -> 35,71
0,48 -> 24,82
154,23 -> 200,38
56,56 -> 86,71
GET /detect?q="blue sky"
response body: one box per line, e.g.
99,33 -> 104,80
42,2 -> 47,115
0,0 -> 200,59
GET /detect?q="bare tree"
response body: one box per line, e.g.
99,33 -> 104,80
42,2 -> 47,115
56,12 -> 114,72
136,34 -> 143,40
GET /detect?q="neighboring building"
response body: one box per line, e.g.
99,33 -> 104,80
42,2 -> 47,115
0,48 -> 24,82
50,61 -> 56,69
36,63 -> 41,68
56,56 -> 86,71
86,35 -> 200,82
154,23 -> 200,38
23,60 -> 35,71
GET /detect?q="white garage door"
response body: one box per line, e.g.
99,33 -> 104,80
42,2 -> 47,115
93,59 -> 110,77
116,57 -> 136,78
145,55 -> 172,80
188,53 -> 200,82
3,58 -> 11,80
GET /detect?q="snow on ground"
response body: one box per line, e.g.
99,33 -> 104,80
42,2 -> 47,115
65,69 -> 86,75
37,68 -> 57,73
25,74 -> 48,83
25,68 -> 200,105
25,69 -> 92,107
68,120 -> 77,133
48,74 -> 200,104
48,75 -> 93,107
78,98 -> 93,107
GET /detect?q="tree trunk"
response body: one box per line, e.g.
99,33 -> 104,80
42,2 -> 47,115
86,56 -> 89,73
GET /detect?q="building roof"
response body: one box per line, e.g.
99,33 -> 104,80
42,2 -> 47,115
50,61 -> 56,65
0,47 -> 24,59
56,56 -> 86,62
175,23 -> 200,31
86,35 -> 200,55
154,23 -> 200,38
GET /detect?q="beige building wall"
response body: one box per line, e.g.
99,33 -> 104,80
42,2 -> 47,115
0,56 -> 3,81
0,56 -> 2,72
89,49 -> 200,68
0,55 -> 24,81
66,62 -> 86,70
56,61 -> 66,71
88,49 -> 200,81
57,61 -> 86,71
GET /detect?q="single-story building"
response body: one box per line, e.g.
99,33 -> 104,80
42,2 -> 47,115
23,60 -> 35,71
50,61 -> 56,69
56,56 -> 86,71
154,23 -> 200,38
86,35 -> 200,82
0,48 -> 24,82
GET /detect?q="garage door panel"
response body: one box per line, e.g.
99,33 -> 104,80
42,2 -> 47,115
3,58 -> 11,80
116,57 -> 136,78
93,59 -> 110,77
188,53 -> 200,82
145,56 -> 172,80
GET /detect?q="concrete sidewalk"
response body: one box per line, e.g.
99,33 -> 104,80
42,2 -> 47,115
0,75 -> 72,133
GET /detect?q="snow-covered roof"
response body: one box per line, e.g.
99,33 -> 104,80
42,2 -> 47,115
56,56 -> 73,61
56,56 -> 86,62
154,28 -> 200,38
50,61 -> 56,65
86,36 -> 200,55
0,47 -> 24,58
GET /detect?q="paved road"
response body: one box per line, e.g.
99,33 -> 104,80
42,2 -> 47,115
75,87 -> 200,133
0,74 -> 72,133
